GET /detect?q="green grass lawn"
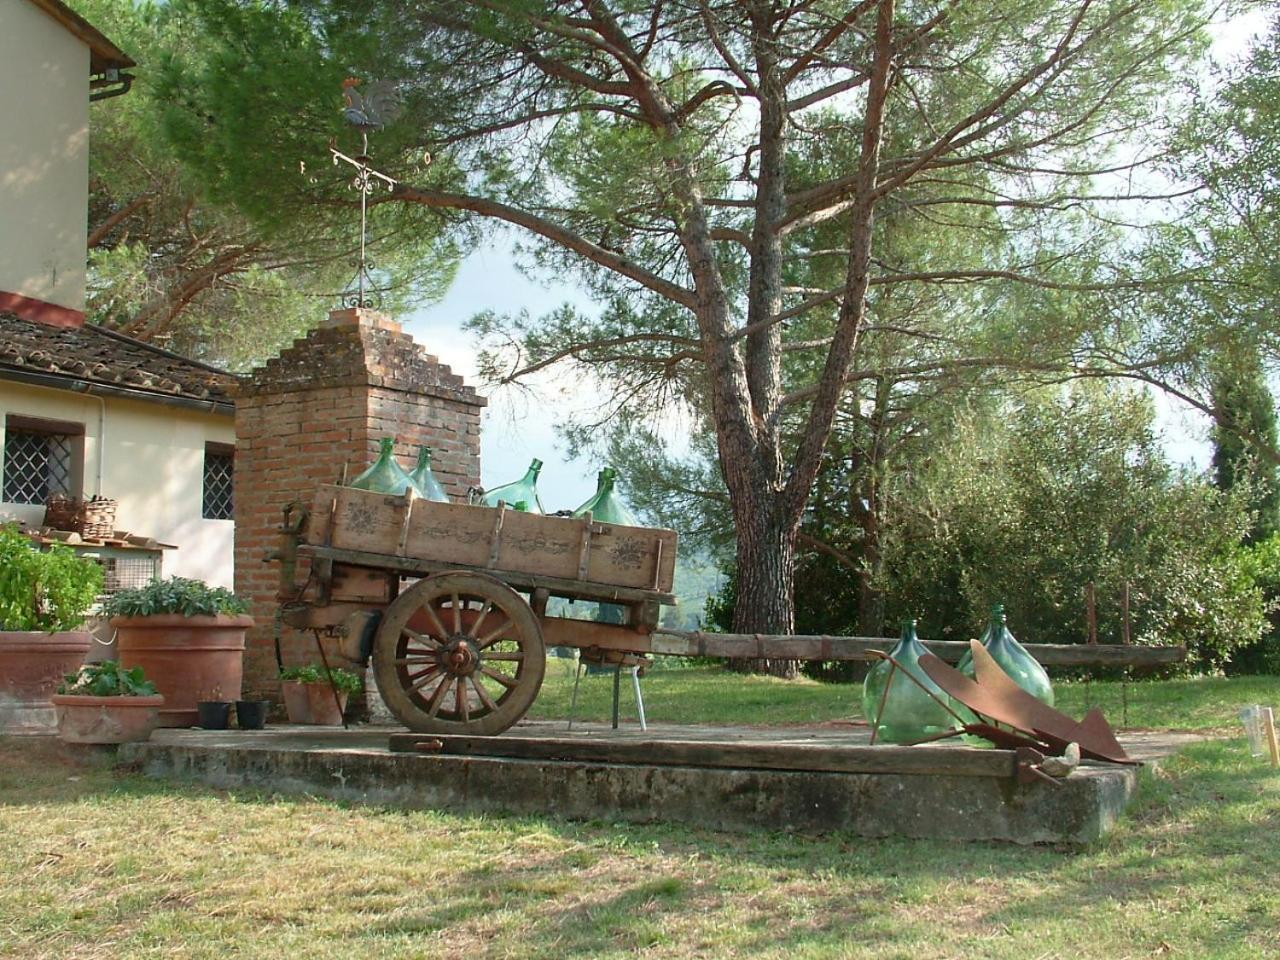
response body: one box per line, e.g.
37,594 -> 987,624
2,670 -> 1278,959
529,658 -> 1280,733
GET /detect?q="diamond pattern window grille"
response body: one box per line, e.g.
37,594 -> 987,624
3,430 -> 74,505
203,450 -> 234,520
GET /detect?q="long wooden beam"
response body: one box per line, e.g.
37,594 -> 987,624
647,630 -> 1186,667
389,733 -> 1019,778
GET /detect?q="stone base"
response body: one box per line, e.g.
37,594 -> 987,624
0,700 -> 57,735
116,724 -> 1182,844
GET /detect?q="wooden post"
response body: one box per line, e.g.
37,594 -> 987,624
1122,581 -> 1131,645
1085,582 -> 1098,645
1263,707 -> 1280,769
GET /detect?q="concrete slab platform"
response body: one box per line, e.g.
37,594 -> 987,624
118,722 -> 1205,845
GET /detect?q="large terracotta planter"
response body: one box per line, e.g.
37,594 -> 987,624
113,615 -> 252,727
51,694 -> 165,744
0,631 -> 92,734
281,680 -> 348,725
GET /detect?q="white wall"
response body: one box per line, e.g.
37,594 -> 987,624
0,380 -> 236,587
0,0 -> 90,312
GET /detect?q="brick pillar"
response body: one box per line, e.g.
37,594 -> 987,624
232,308 -> 485,700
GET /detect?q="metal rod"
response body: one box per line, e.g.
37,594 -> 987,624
868,660 -> 896,746
1086,582 -> 1097,645
313,629 -> 349,730
1122,581 -> 1131,645
567,661 -> 583,731
611,662 -> 622,730
631,666 -> 647,731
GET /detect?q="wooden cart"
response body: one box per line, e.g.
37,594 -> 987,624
274,484 -> 1188,738
276,484 -> 678,736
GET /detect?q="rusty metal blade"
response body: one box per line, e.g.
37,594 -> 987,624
969,641 -> 1132,763
919,643 -> 1135,765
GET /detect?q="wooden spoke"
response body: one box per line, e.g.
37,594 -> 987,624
456,677 -> 469,722
421,602 -> 449,641
394,655 -> 438,665
476,619 -> 515,649
471,600 -> 494,638
471,675 -> 498,713
483,652 -> 524,662
426,675 -> 455,718
450,592 -> 462,634
409,667 -> 444,693
401,630 -> 441,650
480,666 -> 520,689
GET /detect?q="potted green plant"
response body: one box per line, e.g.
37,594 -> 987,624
50,660 -> 165,744
279,664 -> 363,725
102,577 -> 252,728
0,524 -> 104,734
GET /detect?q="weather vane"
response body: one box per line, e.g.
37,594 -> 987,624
328,77 -> 405,309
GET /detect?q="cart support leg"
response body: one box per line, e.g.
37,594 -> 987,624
632,665 -> 647,731
612,662 -> 622,730
567,661 -> 584,731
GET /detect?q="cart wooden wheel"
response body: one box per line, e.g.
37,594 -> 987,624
372,571 -> 545,736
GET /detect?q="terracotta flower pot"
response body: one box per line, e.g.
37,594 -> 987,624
0,631 -> 92,734
113,615 -> 252,727
281,680 -> 348,725
50,693 -> 165,744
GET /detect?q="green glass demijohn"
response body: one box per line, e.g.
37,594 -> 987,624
349,437 -> 419,496
957,603 -> 1054,707
482,458 -> 545,513
861,619 -> 962,744
408,446 -> 450,503
571,467 -> 639,526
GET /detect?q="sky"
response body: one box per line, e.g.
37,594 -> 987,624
401,9 -> 1271,507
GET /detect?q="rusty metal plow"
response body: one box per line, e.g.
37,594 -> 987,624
867,640 -> 1136,786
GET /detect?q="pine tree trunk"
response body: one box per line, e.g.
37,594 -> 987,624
727,503 -> 799,679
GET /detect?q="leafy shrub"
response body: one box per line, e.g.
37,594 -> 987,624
58,660 -> 158,697
279,664 -> 364,694
0,524 -> 104,632
101,577 -> 249,618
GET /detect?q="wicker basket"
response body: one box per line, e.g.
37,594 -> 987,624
43,495 -> 117,538
43,493 -> 80,532
81,497 -> 117,539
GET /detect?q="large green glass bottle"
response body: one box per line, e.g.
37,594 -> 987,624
349,437 -> 418,496
957,603 -> 1054,706
408,446 -> 450,503
482,458 -> 545,513
571,467 -> 639,526
862,620 -> 961,744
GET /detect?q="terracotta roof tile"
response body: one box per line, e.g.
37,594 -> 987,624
0,312 -> 237,409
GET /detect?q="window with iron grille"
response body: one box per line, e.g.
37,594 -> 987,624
203,444 -> 234,520
3,418 -> 82,505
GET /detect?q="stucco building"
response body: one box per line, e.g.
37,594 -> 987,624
0,0 -> 236,587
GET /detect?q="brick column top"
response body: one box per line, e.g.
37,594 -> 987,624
235,311 -> 486,408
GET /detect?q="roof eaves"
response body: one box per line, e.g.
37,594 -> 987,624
24,0 -> 136,72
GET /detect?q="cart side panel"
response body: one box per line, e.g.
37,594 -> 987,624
307,485 -> 677,592
310,486 -> 404,555
403,500 -> 501,568
583,523 -> 677,592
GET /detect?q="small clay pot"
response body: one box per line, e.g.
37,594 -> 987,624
196,700 -> 232,730
235,699 -> 270,730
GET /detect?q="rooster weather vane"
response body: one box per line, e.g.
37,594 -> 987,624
328,77 -> 407,309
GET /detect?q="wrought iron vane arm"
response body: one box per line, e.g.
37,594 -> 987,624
391,184 -> 698,311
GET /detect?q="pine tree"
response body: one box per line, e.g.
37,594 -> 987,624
1211,350 -> 1280,542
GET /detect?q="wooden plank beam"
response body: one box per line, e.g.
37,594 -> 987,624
648,630 -> 1186,667
388,733 -> 1019,779
297,544 -> 677,606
